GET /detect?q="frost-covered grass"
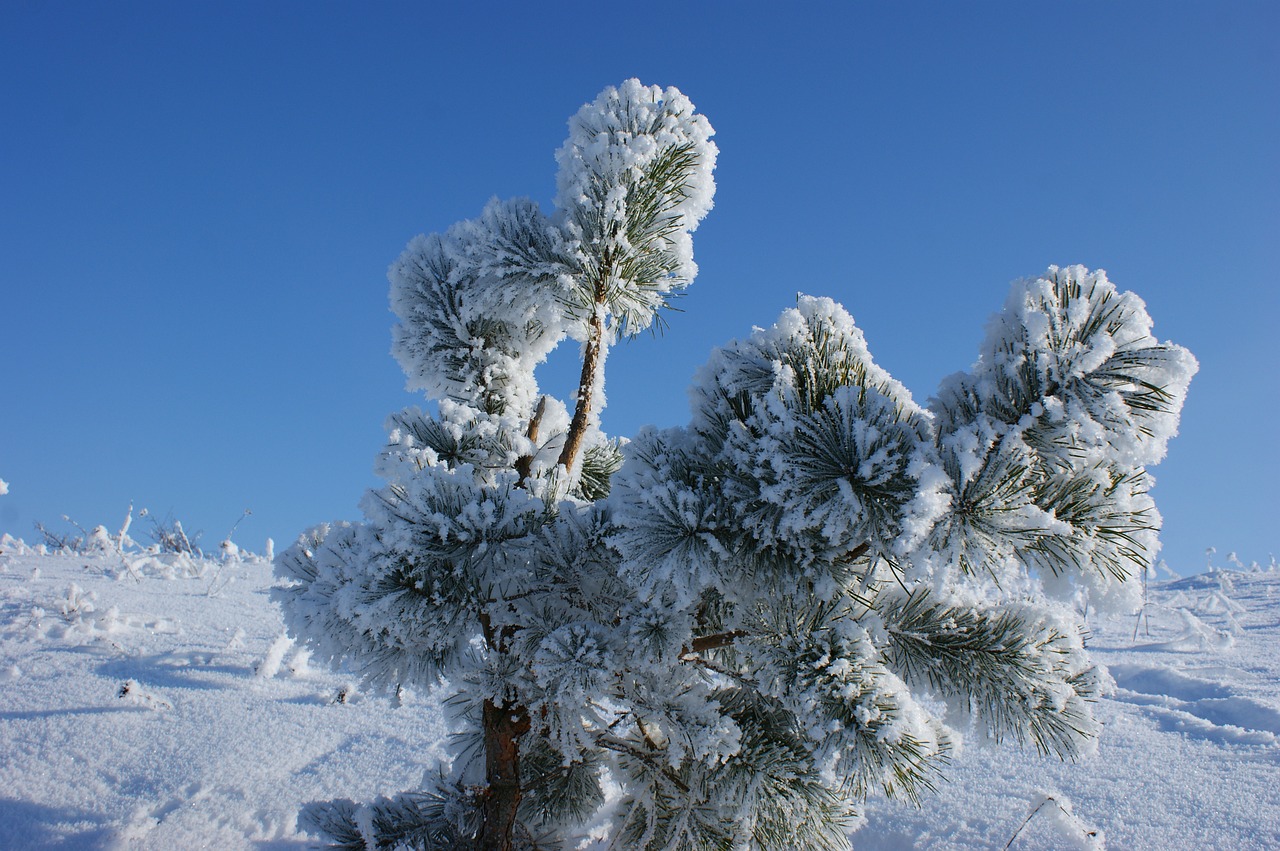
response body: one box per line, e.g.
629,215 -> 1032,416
1,536 -> 1277,849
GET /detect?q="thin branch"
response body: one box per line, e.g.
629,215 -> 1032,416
637,718 -> 663,753
1002,795 -> 1098,850
595,734 -> 691,795
514,395 -> 548,484
837,542 -> 872,563
686,630 -> 748,655
558,307 -> 606,475
678,652 -> 760,689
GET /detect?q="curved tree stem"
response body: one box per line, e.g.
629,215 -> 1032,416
557,300 -> 607,475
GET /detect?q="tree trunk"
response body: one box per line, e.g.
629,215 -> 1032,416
557,307 -> 605,475
479,697 -> 531,850
484,272 -> 606,847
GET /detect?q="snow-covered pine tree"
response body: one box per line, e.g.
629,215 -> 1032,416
275,80 -> 1197,851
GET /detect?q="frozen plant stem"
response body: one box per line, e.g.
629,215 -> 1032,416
1002,795 -> 1098,850
557,291 -> 609,475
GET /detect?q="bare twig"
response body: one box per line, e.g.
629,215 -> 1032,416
1003,795 -> 1099,850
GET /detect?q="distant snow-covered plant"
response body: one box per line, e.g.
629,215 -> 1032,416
0,532 -> 29,557
57,583 -> 96,622
23,505 -> 269,582
274,80 -> 1196,850
33,520 -> 84,554
142,509 -> 203,557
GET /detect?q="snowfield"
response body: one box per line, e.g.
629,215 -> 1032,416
1,538 -> 1277,850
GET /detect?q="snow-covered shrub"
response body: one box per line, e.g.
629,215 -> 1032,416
0,532 -> 30,557
275,80 -> 1195,850
57,583 -> 96,622
143,509 -> 203,556
33,520 -> 84,554
22,505 -> 267,586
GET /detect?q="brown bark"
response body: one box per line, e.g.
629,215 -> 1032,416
685,629 -> 749,655
479,697 -> 531,850
556,307 -> 605,474
514,396 -> 548,484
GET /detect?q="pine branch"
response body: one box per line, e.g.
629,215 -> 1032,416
880,592 -> 1101,758
518,736 -> 604,830
596,733 -> 693,795
574,442 -> 624,501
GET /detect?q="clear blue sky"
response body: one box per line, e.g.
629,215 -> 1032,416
2,2 -> 1276,573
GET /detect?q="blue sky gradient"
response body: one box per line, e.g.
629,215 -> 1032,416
2,2 -> 1276,573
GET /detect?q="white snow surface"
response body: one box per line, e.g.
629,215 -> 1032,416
2,540 -> 1278,850
0,543 -> 449,849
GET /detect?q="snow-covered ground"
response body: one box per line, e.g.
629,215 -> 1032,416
858,567 -> 1280,850
1,537 -> 1277,849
